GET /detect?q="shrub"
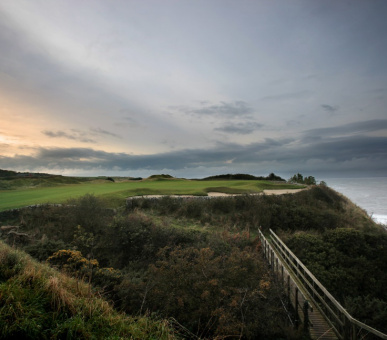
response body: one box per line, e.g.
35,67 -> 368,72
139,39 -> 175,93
140,246 -> 287,339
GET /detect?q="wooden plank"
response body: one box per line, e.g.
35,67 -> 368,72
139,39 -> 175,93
287,268 -> 338,340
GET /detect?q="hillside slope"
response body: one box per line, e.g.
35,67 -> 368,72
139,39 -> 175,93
0,240 -> 176,339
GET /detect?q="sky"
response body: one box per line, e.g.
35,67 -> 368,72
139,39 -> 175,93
1,0 -> 387,179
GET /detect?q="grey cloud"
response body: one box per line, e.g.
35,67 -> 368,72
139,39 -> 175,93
214,122 -> 264,135
42,130 -> 96,143
286,120 -> 301,128
321,104 -> 339,113
296,135 -> 387,163
261,91 -> 311,101
90,128 -> 121,138
367,88 -> 386,94
3,137 -> 292,171
0,13 -> 149,129
304,119 -> 387,138
2,132 -> 386,178
115,115 -> 142,129
122,116 -> 140,125
173,101 -> 254,117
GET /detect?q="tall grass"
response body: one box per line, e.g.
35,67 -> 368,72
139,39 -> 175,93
0,240 -> 177,339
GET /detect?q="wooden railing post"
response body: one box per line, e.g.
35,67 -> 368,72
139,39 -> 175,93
287,275 -> 291,309
352,324 -> 357,340
295,287 -> 299,327
344,317 -> 351,340
303,300 -> 310,334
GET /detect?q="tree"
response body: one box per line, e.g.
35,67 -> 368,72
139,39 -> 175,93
289,173 -> 316,185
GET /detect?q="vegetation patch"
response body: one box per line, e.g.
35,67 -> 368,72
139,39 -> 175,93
1,171 -> 385,338
0,241 -> 176,339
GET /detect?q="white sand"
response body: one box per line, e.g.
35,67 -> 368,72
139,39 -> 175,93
128,188 -> 306,200
207,189 -> 305,196
262,189 -> 306,195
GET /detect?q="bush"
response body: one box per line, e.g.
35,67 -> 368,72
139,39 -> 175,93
285,228 -> 387,310
24,239 -> 67,262
345,296 -> 387,334
122,246 -> 287,339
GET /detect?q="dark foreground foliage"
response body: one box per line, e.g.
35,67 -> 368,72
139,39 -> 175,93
0,242 -> 176,340
1,194 -> 296,339
1,185 -> 385,338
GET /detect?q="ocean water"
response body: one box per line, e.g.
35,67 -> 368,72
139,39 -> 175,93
322,177 -> 387,226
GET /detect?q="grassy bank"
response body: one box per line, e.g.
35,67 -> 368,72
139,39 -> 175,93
0,240 -> 176,339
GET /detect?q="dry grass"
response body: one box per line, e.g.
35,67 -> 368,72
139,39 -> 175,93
0,240 -> 177,339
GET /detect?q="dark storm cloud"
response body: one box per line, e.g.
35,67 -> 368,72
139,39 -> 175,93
0,139 -> 294,171
172,101 -> 254,117
214,122 -> 264,135
3,129 -> 386,177
42,130 -> 96,143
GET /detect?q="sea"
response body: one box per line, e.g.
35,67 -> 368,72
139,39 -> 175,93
322,177 -> 387,226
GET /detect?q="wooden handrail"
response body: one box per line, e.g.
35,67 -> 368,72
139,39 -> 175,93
268,229 -> 387,340
258,229 -> 312,331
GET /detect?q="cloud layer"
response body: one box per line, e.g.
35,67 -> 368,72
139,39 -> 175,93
1,1 -> 387,178
2,120 -> 386,178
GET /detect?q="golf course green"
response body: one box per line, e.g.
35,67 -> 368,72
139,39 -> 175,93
0,176 -> 303,211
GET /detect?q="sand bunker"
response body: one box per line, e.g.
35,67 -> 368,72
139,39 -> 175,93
129,189 -> 306,200
207,189 -> 305,196
262,189 -> 305,195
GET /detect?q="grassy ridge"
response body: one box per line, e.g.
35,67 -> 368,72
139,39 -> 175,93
0,177 -> 303,211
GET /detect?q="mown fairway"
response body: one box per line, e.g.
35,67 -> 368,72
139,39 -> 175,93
0,178 -> 302,211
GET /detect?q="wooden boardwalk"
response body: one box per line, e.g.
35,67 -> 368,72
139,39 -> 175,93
259,229 -> 387,340
287,264 -> 338,340
269,250 -> 340,340
266,242 -> 339,340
